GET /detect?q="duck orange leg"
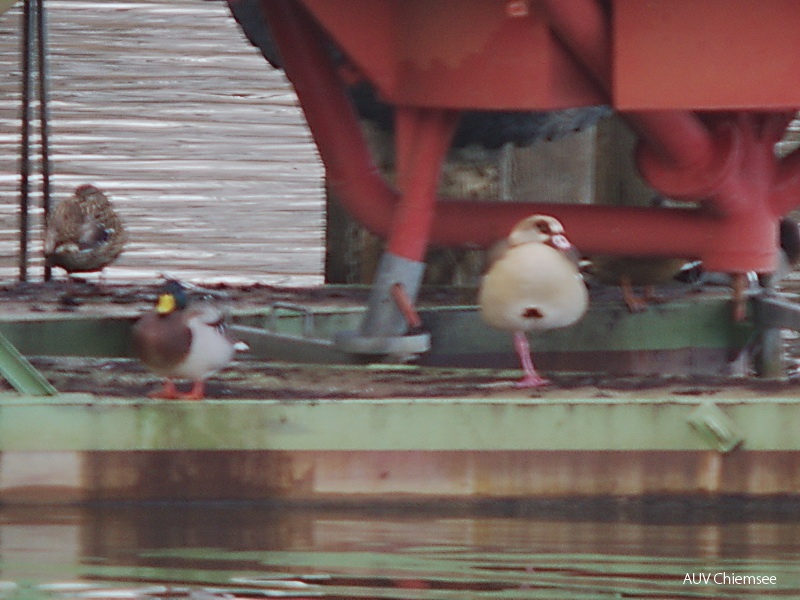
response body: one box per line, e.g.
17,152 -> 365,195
514,331 -> 549,388
149,379 -> 180,400
148,379 -> 205,400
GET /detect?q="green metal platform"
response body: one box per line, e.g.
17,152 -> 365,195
0,386 -> 798,502
0,290 -> 797,504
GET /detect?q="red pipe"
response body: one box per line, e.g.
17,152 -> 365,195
391,283 -> 423,329
259,0 -> 392,237
264,0 -> 780,272
539,0 -> 718,171
538,0 -> 762,218
387,107 -> 458,260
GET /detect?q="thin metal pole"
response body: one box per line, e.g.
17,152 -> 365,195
36,0 -> 51,281
18,0 -> 34,282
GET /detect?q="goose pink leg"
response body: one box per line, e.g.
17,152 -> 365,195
514,331 -> 549,388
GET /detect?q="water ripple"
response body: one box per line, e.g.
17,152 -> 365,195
0,0 -> 325,285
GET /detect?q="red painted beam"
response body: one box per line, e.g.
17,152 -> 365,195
539,0 -> 720,174
300,0 -> 604,110
259,0 -> 391,237
263,0 -> 782,272
614,0 -> 800,111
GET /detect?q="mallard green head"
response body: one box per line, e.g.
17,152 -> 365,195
156,280 -> 189,315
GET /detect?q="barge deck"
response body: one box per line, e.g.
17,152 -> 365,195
0,282 -> 797,504
1,371 -> 800,503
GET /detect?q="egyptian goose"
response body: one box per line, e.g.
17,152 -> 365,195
479,214 -> 589,387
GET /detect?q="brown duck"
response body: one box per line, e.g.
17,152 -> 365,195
44,184 -> 126,275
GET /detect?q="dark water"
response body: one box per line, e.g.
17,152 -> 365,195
0,0 -> 325,285
0,505 -> 798,599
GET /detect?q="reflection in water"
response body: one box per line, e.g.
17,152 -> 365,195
0,505 -> 798,599
0,0 -> 325,285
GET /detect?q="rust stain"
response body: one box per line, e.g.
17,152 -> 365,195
31,449 -> 798,503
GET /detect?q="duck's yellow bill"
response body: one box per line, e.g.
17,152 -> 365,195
156,293 -> 177,315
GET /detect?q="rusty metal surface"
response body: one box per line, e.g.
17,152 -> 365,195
5,391 -> 800,453
3,447 -> 800,503
0,378 -> 800,502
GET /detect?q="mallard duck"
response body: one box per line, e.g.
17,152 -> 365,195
479,215 -> 589,387
44,184 -> 126,275
131,279 -> 247,400
586,256 -> 689,312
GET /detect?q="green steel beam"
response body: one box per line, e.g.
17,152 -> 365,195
425,297 -> 753,356
1,392 -> 799,452
0,317 -> 135,358
0,293 -> 754,362
0,330 -> 56,396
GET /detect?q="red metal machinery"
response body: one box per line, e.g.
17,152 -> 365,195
251,0 -> 800,354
